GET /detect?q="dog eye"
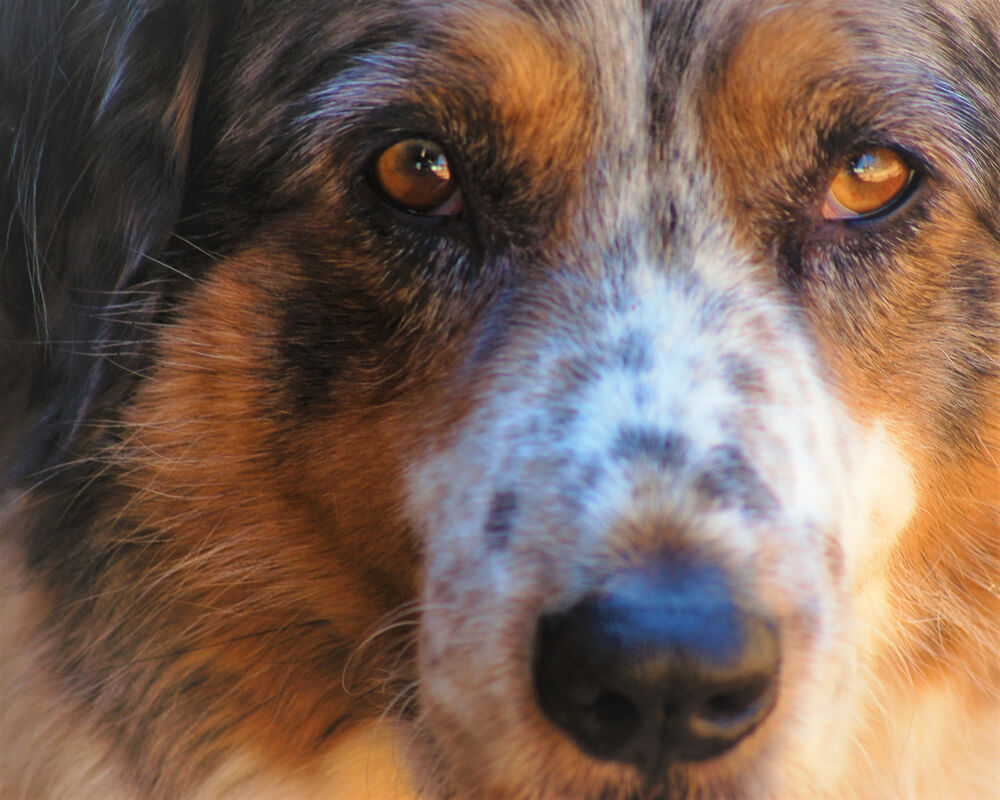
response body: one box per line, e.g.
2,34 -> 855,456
374,138 -> 463,215
822,147 -> 914,221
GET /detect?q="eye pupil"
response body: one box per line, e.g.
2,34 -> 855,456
374,138 -> 461,214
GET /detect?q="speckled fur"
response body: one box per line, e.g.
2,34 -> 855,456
2,1 -> 999,798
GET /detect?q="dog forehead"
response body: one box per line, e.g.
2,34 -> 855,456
221,0 -> 999,254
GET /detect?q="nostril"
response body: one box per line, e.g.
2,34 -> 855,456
686,673 -> 778,749
567,689 -> 641,755
533,614 -> 646,758
704,682 -> 769,719
532,563 -> 780,772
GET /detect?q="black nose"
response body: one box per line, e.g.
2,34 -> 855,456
532,562 -> 779,773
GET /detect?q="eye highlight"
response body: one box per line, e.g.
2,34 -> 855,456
374,138 -> 463,216
822,147 -> 914,221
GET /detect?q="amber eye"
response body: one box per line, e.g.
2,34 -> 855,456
822,147 -> 914,221
373,138 -> 463,215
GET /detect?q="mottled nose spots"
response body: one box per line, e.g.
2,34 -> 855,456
720,353 -> 769,400
553,328 -> 655,400
612,428 -> 776,519
613,427 -> 690,472
614,330 -> 654,374
695,445 -> 777,520
485,490 -> 519,550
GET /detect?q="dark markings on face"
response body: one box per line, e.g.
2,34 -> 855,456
693,444 -> 777,519
547,401 -> 580,436
262,17 -> 416,102
927,1 -> 1000,147
580,459 -> 606,493
485,490 -> 519,550
951,259 -> 999,367
278,269 -> 411,411
825,534 -> 845,581
647,0 -> 709,142
613,426 -> 689,471
615,328 -> 654,373
938,258 -> 1000,445
553,354 -> 604,399
720,352 -> 769,400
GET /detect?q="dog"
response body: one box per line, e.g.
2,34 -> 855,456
3,0 -> 1000,797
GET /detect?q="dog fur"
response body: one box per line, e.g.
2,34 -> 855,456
2,0 -> 1000,798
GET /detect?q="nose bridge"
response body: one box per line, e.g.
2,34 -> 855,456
544,29 -> 825,558
504,220 -> 846,578
574,267 -> 773,520
563,116 -> 738,329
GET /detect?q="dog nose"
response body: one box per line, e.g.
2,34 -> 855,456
532,562 -> 779,772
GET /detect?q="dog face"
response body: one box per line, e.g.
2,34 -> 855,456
2,1 -> 999,799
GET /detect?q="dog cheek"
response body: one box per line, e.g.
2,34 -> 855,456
87,247 -> 447,772
276,272 -> 412,412
842,421 -> 918,584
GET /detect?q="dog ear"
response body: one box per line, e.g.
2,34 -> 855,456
0,0 -> 238,471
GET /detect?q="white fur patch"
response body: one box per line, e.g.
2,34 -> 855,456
847,420 -> 917,582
